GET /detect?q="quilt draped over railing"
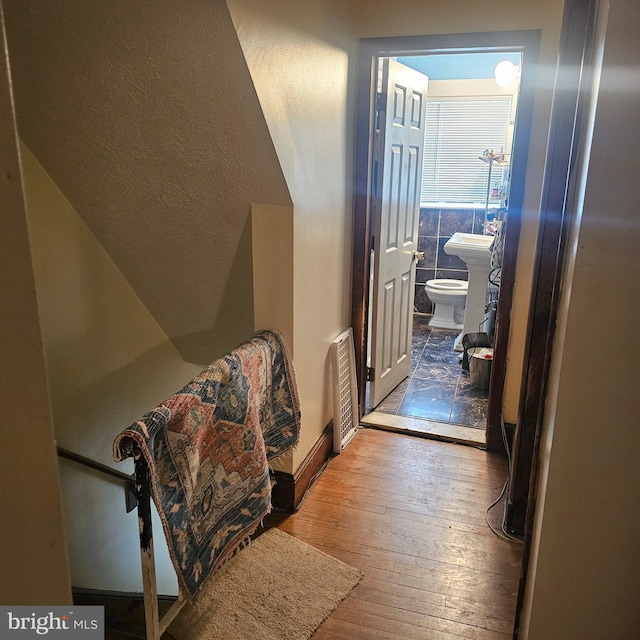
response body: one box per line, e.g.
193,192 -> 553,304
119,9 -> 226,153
113,330 -> 300,598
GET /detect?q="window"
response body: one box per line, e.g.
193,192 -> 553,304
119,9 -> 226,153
421,97 -> 512,207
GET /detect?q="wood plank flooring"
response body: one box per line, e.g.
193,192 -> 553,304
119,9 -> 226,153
266,427 -> 522,640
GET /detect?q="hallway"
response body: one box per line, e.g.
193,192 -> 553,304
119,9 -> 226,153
269,427 -> 521,639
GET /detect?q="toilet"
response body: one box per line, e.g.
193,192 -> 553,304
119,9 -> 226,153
424,279 -> 468,330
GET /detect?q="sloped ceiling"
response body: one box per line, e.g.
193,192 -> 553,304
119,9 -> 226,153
4,0 -> 292,364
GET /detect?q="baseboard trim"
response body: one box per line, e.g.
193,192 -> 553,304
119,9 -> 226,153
271,422 -> 333,513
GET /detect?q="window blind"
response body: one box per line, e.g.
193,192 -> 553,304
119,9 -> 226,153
421,98 -> 512,206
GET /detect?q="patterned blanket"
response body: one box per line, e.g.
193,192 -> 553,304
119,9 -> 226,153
113,330 -> 300,598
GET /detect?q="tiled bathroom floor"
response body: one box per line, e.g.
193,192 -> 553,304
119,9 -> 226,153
366,315 -> 489,430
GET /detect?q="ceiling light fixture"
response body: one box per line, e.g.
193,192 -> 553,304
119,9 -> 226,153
495,60 -> 520,88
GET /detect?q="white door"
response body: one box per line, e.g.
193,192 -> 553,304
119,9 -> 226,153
369,59 -> 429,408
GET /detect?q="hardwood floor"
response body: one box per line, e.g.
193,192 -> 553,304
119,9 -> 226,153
267,427 -> 521,640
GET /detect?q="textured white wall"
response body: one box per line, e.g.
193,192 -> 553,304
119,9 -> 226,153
22,143 -> 202,593
228,0 -> 356,466
0,12 -> 72,602
4,0 -> 292,365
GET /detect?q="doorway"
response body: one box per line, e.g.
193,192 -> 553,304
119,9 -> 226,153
363,51 -> 522,442
351,31 -> 540,451
349,10 -> 598,637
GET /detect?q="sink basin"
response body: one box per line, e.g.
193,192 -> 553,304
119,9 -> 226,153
444,232 -> 494,267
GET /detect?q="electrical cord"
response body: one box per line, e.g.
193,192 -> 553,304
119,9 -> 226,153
489,267 -> 502,287
485,415 -> 523,544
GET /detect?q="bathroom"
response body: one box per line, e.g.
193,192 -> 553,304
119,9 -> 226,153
364,51 -> 520,437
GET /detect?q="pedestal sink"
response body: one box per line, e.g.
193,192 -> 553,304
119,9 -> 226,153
443,232 -> 495,350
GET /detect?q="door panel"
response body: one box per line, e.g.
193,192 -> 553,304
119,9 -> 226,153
369,59 -> 429,408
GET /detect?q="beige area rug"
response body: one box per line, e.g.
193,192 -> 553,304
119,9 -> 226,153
168,528 -> 364,640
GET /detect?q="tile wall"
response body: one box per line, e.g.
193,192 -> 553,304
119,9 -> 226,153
414,207 -> 487,314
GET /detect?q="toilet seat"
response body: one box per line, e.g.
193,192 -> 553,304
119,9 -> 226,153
425,279 -> 468,294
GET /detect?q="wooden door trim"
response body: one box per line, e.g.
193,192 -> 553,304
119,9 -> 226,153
510,0 -> 599,635
507,0 -> 598,535
485,35 -> 540,448
351,31 -> 541,438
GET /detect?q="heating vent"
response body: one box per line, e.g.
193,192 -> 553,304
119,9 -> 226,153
331,328 -> 359,453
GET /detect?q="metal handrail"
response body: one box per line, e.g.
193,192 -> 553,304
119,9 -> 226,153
57,446 -> 137,511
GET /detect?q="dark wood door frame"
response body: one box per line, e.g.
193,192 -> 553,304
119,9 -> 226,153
350,31 -> 541,451
505,0 -> 598,539
509,0 -> 599,634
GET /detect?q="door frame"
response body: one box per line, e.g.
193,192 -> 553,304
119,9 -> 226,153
351,30 -> 541,450
511,0 -> 599,633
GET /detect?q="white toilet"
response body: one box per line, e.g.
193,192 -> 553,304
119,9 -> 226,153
424,279 -> 468,330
